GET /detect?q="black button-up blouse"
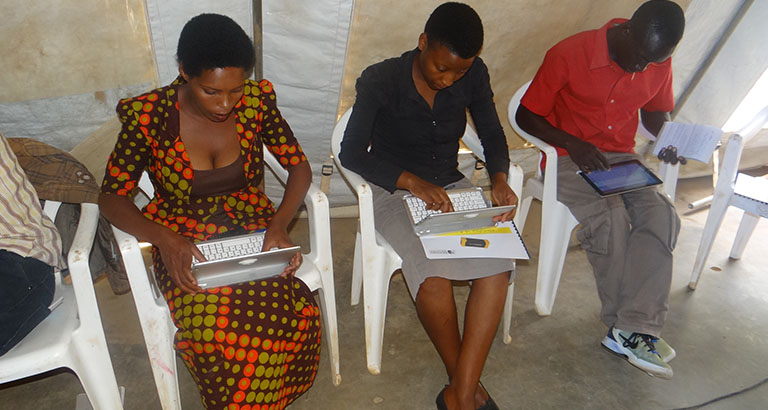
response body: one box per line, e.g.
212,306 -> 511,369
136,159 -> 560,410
339,48 -> 510,193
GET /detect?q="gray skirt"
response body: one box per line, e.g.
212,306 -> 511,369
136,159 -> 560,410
371,178 -> 515,300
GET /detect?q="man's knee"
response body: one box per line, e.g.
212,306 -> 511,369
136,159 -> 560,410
637,195 -> 681,251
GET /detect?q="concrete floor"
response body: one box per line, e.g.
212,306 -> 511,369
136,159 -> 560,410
1,174 -> 767,410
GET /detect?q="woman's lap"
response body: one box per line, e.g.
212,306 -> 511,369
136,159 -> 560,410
370,179 -> 515,299
153,251 -> 321,409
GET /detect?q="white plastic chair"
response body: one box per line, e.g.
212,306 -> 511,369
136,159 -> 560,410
0,202 -> 124,410
689,106 -> 768,290
331,108 -> 524,375
111,146 -> 340,410
508,81 -> 580,317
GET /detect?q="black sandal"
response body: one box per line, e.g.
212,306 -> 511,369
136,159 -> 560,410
436,385 -> 449,410
476,382 -> 499,410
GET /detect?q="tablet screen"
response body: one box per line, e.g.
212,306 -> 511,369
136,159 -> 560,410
578,160 -> 662,196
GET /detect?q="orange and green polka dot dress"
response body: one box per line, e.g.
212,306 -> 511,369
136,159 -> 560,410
101,77 -> 321,410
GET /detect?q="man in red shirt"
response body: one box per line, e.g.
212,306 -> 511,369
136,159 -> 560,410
516,0 -> 685,378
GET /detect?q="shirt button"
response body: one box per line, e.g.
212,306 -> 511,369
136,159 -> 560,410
610,99 -> 615,104
608,125 -> 613,130
432,120 -> 436,126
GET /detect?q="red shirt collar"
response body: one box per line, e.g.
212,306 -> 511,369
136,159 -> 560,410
589,18 -> 628,71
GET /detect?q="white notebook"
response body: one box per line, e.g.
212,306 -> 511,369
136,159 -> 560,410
652,121 -> 722,163
418,221 -> 529,260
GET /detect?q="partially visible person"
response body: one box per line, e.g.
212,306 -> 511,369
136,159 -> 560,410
340,3 -> 516,409
9,137 -> 129,294
0,131 -> 63,356
516,0 -> 685,378
99,14 -> 320,409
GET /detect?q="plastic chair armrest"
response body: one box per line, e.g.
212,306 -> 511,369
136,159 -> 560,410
111,226 -> 165,306
303,182 -> 333,267
460,123 -> 525,199
66,202 -> 110,338
261,143 -> 333,277
536,140 -> 560,194
333,156 -> 377,247
67,203 -> 99,281
68,203 -> 100,306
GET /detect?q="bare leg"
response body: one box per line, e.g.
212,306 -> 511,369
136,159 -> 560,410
417,272 -> 510,410
416,276 -> 462,378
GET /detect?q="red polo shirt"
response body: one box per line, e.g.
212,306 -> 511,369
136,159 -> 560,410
521,18 -> 674,156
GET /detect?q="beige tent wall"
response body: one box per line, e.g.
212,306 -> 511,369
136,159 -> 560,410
0,0 -> 154,160
338,0 -> 691,149
3,0 -> 763,204
0,0 -> 154,103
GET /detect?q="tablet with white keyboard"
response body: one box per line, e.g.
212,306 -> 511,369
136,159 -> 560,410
191,231 -> 300,289
402,187 -> 515,236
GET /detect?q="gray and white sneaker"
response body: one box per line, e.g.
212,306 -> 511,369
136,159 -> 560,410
602,327 -> 673,379
651,336 -> 676,363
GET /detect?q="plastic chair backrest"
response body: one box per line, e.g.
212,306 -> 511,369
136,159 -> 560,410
509,81 -> 551,177
508,81 -> 561,211
713,106 -> 768,201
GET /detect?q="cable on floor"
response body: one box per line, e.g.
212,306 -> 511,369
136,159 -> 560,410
670,376 -> 768,410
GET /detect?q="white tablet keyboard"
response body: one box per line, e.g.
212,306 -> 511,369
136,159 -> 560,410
404,187 -> 488,224
195,232 -> 264,264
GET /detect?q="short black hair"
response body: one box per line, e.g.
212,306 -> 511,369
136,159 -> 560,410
176,13 -> 255,78
424,2 -> 484,59
631,0 -> 685,49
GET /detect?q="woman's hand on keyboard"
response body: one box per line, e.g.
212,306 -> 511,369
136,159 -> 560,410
397,171 -> 454,213
491,174 -> 519,222
157,230 -> 205,295
263,227 -> 303,278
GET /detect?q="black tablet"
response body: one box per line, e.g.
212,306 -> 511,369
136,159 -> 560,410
577,159 -> 662,197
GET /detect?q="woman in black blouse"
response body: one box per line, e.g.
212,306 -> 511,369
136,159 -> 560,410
340,3 -> 517,410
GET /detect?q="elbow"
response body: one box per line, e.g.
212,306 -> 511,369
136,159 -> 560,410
97,192 -> 114,222
338,145 -> 354,171
516,104 -> 547,138
97,192 -> 108,210
337,148 -> 347,168
98,192 -> 127,225
515,105 -> 533,133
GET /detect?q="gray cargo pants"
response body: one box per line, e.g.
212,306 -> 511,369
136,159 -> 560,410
557,153 -> 680,336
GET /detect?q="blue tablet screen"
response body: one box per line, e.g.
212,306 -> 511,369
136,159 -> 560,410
579,160 -> 662,196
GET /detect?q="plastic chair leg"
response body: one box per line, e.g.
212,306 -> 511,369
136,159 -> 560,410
142,319 -> 182,410
351,231 -> 363,306
501,280 -> 515,344
70,340 -> 123,410
729,211 -> 760,260
535,204 -> 578,316
659,161 -> 680,202
516,195 -> 534,235
317,287 -> 342,385
689,193 -> 732,290
363,265 -> 391,375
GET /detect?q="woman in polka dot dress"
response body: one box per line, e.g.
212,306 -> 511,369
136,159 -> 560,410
99,14 -> 321,410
